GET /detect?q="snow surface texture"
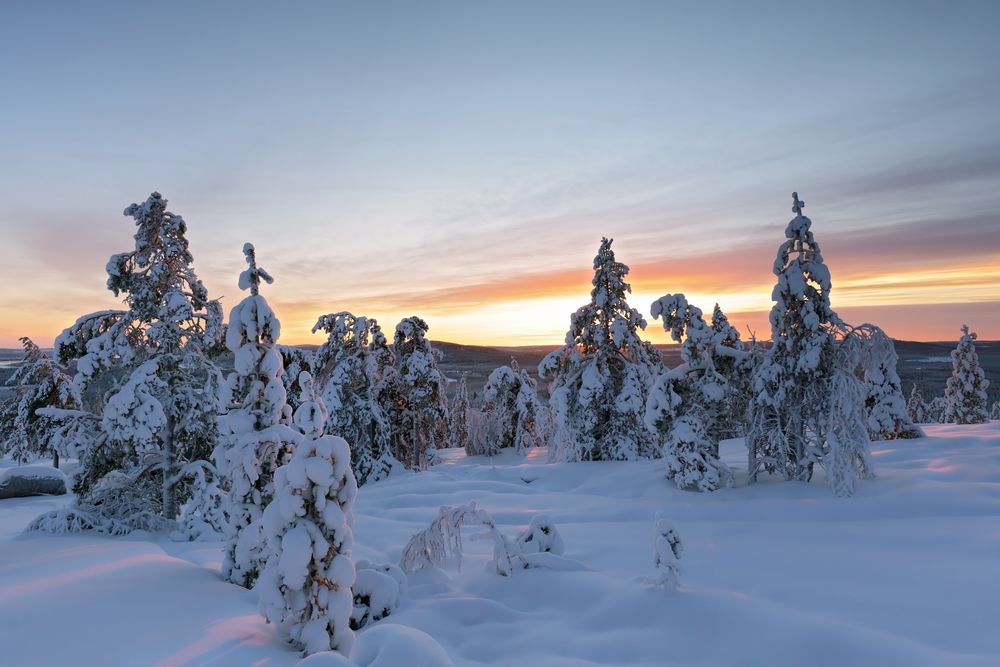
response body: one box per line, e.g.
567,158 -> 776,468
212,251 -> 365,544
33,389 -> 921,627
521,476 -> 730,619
2,424 -> 1000,666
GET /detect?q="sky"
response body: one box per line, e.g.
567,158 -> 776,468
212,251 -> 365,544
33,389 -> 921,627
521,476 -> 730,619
1,1 -> 999,348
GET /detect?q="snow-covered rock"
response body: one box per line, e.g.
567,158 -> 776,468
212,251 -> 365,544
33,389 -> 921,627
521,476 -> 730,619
0,465 -> 68,499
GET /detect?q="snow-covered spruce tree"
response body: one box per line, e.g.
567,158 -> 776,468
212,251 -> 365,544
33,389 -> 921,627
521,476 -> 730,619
450,373 -> 473,454
746,194 -> 874,496
476,360 -> 546,456
312,312 -> 396,485
540,238 -> 661,461
391,317 -> 448,469
710,304 -> 752,439
214,243 -> 300,588
862,328 -> 922,440
992,401 -> 1000,421
906,384 -> 927,424
943,325 -> 990,424
38,192 -> 224,532
258,413 -> 358,656
646,294 -> 739,491
0,337 -> 80,467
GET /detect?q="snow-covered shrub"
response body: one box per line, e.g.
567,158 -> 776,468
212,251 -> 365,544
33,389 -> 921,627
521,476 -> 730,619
652,513 -> 683,590
258,430 -> 358,656
475,360 -> 546,456
350,561 -> 407,631
0,337 -> 81,467
664,415 -> 734,492
647,294 -> 742,491
514,514 -> 564,555
746,194 -> 874,496
540,238 -> 661,462
35,192 -> 224,532
400,503 -> 570,577
172,460 -> 228,541
391,317 -> 449,470
862,328 -> 922,440
313,312 -> 397,484
29,460 -> 172,535
400,502 -> 485,573
943,325 -> 990,424
992,401 -> 1000,420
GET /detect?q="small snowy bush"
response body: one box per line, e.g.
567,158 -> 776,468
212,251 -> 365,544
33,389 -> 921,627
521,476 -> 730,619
350,561 -> 407,630
400,502 -> 571,577
652,513 -> 683,590
258,432 -> 358,656
514,514 -> 564,555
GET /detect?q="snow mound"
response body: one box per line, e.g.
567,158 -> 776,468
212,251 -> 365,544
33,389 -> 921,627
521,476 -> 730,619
352,624 -> 455,667
296,651 -> 357,667
0,465 -> 68,499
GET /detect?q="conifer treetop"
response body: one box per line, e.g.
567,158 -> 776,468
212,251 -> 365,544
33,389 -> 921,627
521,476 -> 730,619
110,191 -> 210,317
239,243 -> 274,297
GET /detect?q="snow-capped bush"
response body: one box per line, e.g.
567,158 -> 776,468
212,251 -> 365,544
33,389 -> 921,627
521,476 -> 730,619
400,502 -> 571,577
652,513 -> 683,591
400,502 -> 484,574
350,561 -> 407,630
474,360 -> 546,456
313,312 -> 397,484
943,325 -> 990,424
862,327 -> 922,440
172,460 -> 228,541
514,514 -> 564,555
214,243 -> 300,588
647,294 -> 742,491
664,415 -> 734,492
258,430 -> 358,656
540,238 -> 661,462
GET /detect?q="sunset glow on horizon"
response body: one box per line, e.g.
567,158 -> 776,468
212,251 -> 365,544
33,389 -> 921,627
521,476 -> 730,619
2,2 -> 998,348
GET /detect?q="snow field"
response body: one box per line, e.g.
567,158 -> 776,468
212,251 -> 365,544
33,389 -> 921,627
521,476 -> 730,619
1,423 -> 999,666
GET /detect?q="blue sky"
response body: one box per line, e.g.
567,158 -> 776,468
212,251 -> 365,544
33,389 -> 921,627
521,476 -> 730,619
2,1 -> 999,345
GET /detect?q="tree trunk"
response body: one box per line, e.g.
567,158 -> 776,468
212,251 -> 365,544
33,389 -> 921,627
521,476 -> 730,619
162,410 -> 177,519
53,450 -> 59,469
